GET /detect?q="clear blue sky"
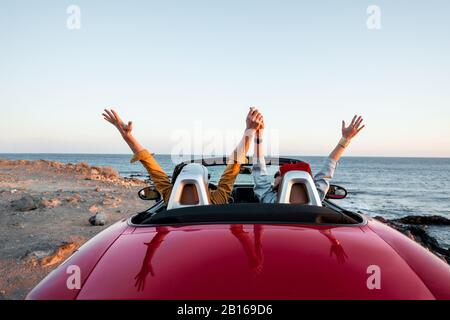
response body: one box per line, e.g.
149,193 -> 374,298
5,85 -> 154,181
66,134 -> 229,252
1,0 -> 450,156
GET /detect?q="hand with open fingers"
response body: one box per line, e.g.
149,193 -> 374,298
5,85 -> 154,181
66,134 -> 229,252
342,115 -> 365,140
103,109 -> 134,139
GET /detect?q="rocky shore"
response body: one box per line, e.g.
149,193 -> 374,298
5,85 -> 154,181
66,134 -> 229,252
0,159 -> 150,300
374,215 -> 450,264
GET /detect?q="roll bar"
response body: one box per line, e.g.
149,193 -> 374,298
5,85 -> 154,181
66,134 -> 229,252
179,156 -> 304,167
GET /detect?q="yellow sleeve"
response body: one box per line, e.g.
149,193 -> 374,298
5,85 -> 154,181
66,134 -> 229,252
131,150 -> 172,204
210,163 -> 241,205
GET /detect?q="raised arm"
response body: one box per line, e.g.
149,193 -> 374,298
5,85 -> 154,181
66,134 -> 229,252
211,108 -> 263,204
102,109 -> 144,154
250,114 -> 277,203
254,127 -> 265,163
329,115 -> 365,162
103,108 -> 173,203
229,107 -> 263,164
314,115 -> 365,200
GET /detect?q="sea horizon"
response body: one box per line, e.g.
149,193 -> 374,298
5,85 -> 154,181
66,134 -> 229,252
1,152 -> 450,160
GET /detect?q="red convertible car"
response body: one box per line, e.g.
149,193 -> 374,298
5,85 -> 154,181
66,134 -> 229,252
27,157 -> 450,300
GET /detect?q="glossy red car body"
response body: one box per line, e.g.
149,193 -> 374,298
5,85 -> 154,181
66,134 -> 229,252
27,214 -> 450,300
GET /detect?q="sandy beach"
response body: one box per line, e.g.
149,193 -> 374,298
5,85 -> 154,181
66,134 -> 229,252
0,159 -> 150,300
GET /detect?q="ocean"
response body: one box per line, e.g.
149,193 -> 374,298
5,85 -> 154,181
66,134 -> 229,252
2,153 -> 449,248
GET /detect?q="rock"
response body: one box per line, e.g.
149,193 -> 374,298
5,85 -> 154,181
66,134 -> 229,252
16,160 -> 30,165
23,242 -> 79,267
23,250 -> 53,266
375,215 -> 450,264
90,167 -> 101,175
100,167 -> 118,179
11,194 -> 38,211
95,187 -> 102,192
41,242 -> 78,266
66,193 -> 82,204
40,198 -> 61,208
66,197 -> 78,204
88,166 -> 118,181
79,162 -> 90,168
49,161 -> 63,168
89,213 -> 107,226
393,215 -> 450,226
88,204 -> 100,214
11,222 -> 24,228
102,196 -> 122,207
373,216 -> 387,223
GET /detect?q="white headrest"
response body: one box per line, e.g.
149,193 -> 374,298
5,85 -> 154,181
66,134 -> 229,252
182,162 -> 209,182
277,171 -> 322,206
167,163 -> 210,210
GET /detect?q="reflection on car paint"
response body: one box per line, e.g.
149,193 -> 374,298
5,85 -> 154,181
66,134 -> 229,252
134,225 -> 348,292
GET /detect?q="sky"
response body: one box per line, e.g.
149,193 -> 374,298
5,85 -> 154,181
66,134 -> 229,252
1,0 -> 450,157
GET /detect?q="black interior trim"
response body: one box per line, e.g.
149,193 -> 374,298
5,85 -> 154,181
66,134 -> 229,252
179,156 -> 304,167
139,203 -> 361,226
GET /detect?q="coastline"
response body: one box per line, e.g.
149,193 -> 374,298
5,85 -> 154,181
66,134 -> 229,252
0,159 -> 150,300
